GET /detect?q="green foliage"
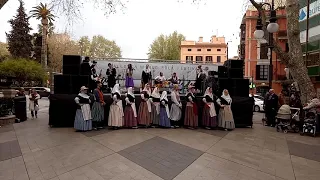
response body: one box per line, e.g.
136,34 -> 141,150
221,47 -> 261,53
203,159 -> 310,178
0,42 -> 10,61
30,3 -> 55,23
78,35 -> 122,58
148,31 -> 185,60
0,58 -> 47,85
6,0 -> 33,59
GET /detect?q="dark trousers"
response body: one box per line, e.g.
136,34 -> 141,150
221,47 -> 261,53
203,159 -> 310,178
266,110 -> 276,126
31,110 -> 37,117
170,120 -> 179,127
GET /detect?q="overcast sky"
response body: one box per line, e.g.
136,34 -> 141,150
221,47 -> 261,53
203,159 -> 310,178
0,0 -> 247,59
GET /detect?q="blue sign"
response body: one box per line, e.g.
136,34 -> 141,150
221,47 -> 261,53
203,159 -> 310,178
299,9 -> 306,21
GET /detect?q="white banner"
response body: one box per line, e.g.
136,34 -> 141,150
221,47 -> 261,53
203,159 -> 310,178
299,0 -> 320,22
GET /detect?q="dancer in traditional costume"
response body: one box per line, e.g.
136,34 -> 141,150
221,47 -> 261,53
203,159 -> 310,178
217,89 -> 235,130
74,86 -> 92,131
92,81 -> 105,130
184,84 -> 198,129
159,91 -> 171,128
202,87 -> 217,129
124,87 -> 138,128
108,84 -> 124,129
150,87 -> 161,127
170,84 -> 182,128
138,83 -> 152,127
125,64 -> 134,88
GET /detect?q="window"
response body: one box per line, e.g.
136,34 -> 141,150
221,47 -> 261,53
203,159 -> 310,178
260,43 -> 268,59
217,49 -> 221,51
186,56 -> 193,62
205,56 -> 212,62
197,49 -> 201,51
187,49 -> 192,51
285,43 -> 289,52
207,49 -> 211,51
217,56 -> 221,63
196,56 -> 203,62
256,65 -> 268,80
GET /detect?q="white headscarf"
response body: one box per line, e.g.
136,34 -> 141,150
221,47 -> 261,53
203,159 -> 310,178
151,87 -> 160,98
145,64 -> 151,73
142,83 -> 151,95
112,84 -> 120,94
221,89 -> 232,103
160,91 -> 168,102
204,87 -> 213,99
127,87 -> 135,97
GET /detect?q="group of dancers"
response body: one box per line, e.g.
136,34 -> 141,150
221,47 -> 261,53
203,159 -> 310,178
73,81 -> 235,132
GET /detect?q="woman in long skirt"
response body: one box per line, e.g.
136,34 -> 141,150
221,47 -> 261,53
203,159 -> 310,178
28,89 -> 40,119
138,83 -> 152,127
125,64 -> 134,88
150,87 -> 161,127
124,87 -> 138,128
170,84 -> 182,128
92,81 -> 105,130
202,87 -> 217,129
74,86 -> 92,131
217,89 -> 235,130
184,84 -> 198,129
108,84 -> 124,129
159,91 -> 171,128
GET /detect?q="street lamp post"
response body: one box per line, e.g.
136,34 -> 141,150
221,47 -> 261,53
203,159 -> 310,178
253,0 -> 279,89
226,41 -> 232,60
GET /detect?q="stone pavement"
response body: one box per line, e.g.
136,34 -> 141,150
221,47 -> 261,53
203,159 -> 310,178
1,110 -> 320,180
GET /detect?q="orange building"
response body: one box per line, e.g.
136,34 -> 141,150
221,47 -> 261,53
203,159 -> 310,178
239,8 -> 288,94
180,36 -> 227,64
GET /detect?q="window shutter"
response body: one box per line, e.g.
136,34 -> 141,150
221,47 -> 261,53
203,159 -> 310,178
256,65 -> 261,80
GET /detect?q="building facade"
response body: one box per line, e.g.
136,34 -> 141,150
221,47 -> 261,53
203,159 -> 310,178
239,8 -> 288,94
180,36 -> 227,64
299,0 -> 320,95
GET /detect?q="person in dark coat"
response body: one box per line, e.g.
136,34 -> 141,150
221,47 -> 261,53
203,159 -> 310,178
265,89 -> 279,127
106,63 -> 117,89
80,57 -> 91,76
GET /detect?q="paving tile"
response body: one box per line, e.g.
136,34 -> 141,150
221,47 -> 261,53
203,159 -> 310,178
195,128 -> 229,138
287,140 -> 320,162
291,155 -> 320,180
0,156 -> 29,180
119,136 -> 203,180
0,140 -> 22,162
0,124 -> 14,134
0,130 -> 16,144
80,128 -> 110,137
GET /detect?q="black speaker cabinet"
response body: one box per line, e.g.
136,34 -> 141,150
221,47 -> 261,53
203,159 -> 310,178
224,60 -> 244,69
229,68 -> 244,78
218,66 -> 228,78
63,55 -> 81,75
70,75 -> 89,94
218,78 -> 249,97
218,78 -> 234,93
54,75 -> 71,94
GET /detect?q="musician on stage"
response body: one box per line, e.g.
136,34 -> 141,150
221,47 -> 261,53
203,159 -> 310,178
106,63 -> 117,89
195,65 -> 206,93
125,64 -> 134,88
154,72 -> 166,86
90,61 -> 100,92
168,72 -> 180,85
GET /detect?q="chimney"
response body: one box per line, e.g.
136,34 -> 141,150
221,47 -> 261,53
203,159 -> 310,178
210,35 -> 216,42
198,37 -> 203,42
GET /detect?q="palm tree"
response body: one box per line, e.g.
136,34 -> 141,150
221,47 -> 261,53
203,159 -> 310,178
30,3 -> 55,69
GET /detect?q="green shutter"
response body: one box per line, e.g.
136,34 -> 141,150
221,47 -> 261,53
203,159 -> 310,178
307,65 -> 320,76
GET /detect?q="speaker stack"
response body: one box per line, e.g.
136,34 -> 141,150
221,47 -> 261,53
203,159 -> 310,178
54,55 -> 90,94
218,60 -> 248,97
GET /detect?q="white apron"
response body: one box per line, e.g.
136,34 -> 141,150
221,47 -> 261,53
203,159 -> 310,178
81,104 -> 92,121
146,99 -> 152,112
116,100 -> 124,116
131,102 -> 137,117
208,102 -> 217,117
164,104 -> 170,117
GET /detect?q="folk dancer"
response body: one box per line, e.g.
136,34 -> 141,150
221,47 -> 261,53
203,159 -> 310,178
170,84 -> 182,128
28,89 -> 40,119
159,91 -> 171,128
92,81 -> 105,130
150,87 -> 161,127
124,87 -> 138,128
74,86 -> 92,131
125,64 -> 134,88
90,61 -> 99,92
138,83 -> 152,127
184,84 -> 198,129
217,89 -> 235,130
195,65 -> 203,92
141,64 -> 152,89
202,87 -> 217,129
108,84 -> 124,129
106,63 -> 117,89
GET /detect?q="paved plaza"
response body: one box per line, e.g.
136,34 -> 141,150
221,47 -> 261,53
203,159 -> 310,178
1,100 -> 320,180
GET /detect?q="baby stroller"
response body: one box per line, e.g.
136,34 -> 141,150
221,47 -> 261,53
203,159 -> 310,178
276,105 -> 300,133
300,110 -> 317,137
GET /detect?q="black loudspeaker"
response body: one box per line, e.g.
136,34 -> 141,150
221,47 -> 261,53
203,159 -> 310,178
218,78 -> 234,93
218,66 -> 228,78
224,60 -> 244,69
229,68 -> 244,78
63,55 -> 81,75
70,75 -> 89,94
54,75 -> 71,94
233,79 -> 249,97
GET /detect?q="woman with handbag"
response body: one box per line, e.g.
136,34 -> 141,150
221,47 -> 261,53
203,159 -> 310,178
28,89 -> 40,119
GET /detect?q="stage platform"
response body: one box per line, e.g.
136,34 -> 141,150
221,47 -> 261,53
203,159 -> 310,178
49,94 -> 254,128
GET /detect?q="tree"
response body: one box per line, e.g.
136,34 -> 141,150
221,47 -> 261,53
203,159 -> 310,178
30,3 -> 55,69
88,35 -> 122,58
47,33 -> 80,72
0,58 -> 47,86
148,31 -> 185,60
78,36 -> 91,56
6,0 -> 32,59
0,42 -> 10,61
249,0 -> 316,103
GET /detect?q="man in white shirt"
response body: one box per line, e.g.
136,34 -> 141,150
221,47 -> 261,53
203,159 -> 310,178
155,72 -> 166,84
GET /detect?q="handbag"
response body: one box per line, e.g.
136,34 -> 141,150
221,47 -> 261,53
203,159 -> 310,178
34,105 -> 39,111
